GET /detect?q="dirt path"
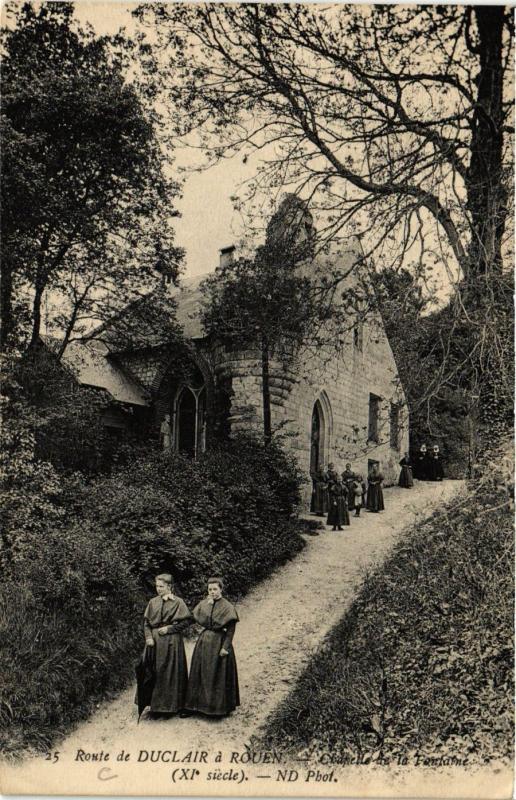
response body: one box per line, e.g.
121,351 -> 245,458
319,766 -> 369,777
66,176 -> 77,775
3,480 -> 464,794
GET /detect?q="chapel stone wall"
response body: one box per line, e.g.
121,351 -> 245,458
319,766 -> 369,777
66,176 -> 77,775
212,240 -> 409,504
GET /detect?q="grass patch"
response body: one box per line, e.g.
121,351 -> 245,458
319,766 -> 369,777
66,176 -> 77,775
262,467 -> 514,765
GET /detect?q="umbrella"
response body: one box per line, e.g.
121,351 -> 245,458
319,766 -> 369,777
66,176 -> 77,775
135,644 -> 156,722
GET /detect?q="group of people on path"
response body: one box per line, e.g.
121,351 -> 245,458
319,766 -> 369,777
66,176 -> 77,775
311,462 -> 385,530
136,574 -> 239,721
398,444 -> 445,487
412,443 -> 445,482
312,445 -> 445,530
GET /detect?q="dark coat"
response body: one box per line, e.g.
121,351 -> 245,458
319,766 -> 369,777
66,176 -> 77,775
186,596 -> 240,716
141,595 -> 192,713
135,644 -> 155,721
366,472 -> 385,512
414,451 -> 429,480
427,454 -> 445,481
312,470 -> 329,515
398,457 -> 414,488
342,469 -> 357,509
327,482 -> 350,527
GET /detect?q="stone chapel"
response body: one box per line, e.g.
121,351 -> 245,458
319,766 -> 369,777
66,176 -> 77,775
60,198 -> 409,502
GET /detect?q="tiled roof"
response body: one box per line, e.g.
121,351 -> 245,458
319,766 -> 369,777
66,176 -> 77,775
60,340 -> 149,406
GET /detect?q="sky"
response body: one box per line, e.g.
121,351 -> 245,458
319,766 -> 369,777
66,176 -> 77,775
74,1 -> 259,279
66,1 -> 461,301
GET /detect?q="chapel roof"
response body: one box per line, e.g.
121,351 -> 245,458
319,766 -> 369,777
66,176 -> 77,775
40,231 -> 364,403
42,336 -> 149,406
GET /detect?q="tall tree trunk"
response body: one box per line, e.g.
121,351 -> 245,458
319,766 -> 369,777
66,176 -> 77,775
261,333 -> 272,443
1,262 -> 13,349
29,277 -> 45,350
463,8 -> 512,431
466,6 -> 507,281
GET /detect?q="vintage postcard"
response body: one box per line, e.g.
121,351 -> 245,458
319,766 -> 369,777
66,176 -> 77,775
0,1 -> 513,798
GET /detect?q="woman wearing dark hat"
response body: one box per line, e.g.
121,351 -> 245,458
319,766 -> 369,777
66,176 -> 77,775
185,577 -> 240,717
398,452 -> 414,488
139,573 -> 192,717
366,464 -> 385,512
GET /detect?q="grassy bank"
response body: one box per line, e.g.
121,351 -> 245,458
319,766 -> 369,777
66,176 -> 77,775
262,459 -> 513,765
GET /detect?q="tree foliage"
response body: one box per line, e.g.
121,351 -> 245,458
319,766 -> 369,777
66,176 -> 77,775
201,196 -> 351,440
370,266 -> 513,469
1,2 -> 184,352
136,3 -> 514,429
137,4 -> 513,280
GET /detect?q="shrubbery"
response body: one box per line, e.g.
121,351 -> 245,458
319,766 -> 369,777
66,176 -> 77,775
262,445 -> 514,764
0,429 -> 305,755
74,436 -> 305,601
0,523 -> 142,755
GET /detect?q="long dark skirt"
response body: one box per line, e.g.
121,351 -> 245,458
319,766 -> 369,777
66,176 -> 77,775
398,465 -> 414,488
327,497 -> 350,527
314,483 -> 329,515
310,481 -> 316,513
186,629 -> 240,716
346,484 -> 356,510
414,456 -> 428,480
366,484 -> 385,512
150,632 -> 189,713
427,458 -> 444,481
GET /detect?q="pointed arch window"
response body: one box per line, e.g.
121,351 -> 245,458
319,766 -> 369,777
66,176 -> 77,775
174,384 -> 207,458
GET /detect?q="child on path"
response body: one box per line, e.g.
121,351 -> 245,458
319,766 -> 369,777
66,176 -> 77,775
351,476 -> 366,517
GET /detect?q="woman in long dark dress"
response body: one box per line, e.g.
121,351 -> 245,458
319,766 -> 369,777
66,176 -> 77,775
366,465 -> 385,512
312,467 -> 329,516
327,478 -> 350,530
342,464 -> 357,510
414,444 -> 429,480
398,453 -> 414,488
185,577 -> 239,717
427,445 -> 445,481
141,573 -> 192,715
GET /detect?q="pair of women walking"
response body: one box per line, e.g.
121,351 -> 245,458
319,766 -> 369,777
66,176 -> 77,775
137,574 -> 239,720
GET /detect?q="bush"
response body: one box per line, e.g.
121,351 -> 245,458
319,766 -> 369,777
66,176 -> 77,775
262,445 -> 514,765
78,434 -> 305,603
15,349 -> 132,474
0,521 -> 143,756
0,430 -> 305,755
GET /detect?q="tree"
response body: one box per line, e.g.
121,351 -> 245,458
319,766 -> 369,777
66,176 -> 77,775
1,2 -> 183,353
201,199 -> 319,442
138,4 -> 512,280
137,4 -> 514,427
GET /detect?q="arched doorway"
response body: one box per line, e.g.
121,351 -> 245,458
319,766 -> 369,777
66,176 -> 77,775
177,387 -> 197,455
310,401 -> 322,475
309,392 -> 333,476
